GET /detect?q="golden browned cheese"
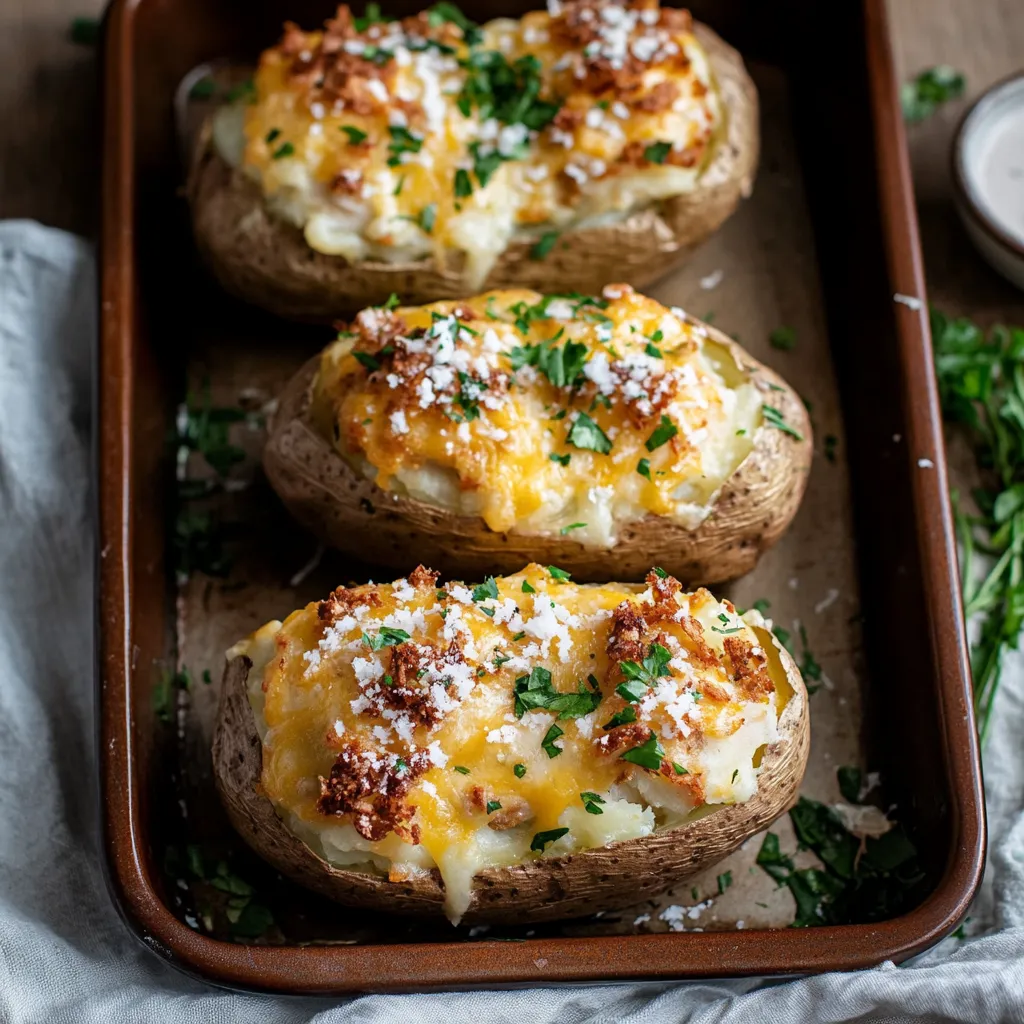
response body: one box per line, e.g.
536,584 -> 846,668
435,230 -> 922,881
314,285 -> 763,544
240,564 -> 789,918
227,0 -> 721,277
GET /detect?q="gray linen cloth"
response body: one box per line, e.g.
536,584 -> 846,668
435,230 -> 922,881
2,219 -> 1024,1022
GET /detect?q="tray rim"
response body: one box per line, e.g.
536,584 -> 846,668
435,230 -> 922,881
97,0 -> 986,993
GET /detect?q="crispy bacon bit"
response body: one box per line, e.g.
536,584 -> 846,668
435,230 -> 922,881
607,602 -> 646,666
318,585 -> 381,624
353,306 -> 407,355
552,105 -> 586,132
317,741 -> 429,842
380,640 -> 467,727
595,721 -> 654,757
677,613 -> 721,670
698,680 -> 731,704
407,565 -> 440,590
657,5 -> 693,32
724,636 -> 775,699
646,569 -> 683,621
633,81 -> 680,113
449,304 -> 481,322
330,169 -> 364,194
657,760 -> 706,802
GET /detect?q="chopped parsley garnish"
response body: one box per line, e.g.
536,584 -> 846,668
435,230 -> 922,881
513,666 -> 602,719
531,231 -> 560,260
531,827 -> 569,853
616,678 -> 648,703
711,611 -> 743,635
547,565 -> 571,582
620,731 -> 665,771
731,768 -> 739,783
486,799 -> 502,814
645,415 -> 678,451
717,870 -> 733,894
454,168 -> 473,198
382,293 -> 401,311
353,351 -> 381,372
751,598 -> 771,615
643,141 -> 672,164
762,404 -> 804,441
521,580 -> 536,593
383,674 -> 394,687
756,781 -> 925,927
672,762 -> 688,775
264,127 -> 281,144
393,174 -> 406,196
549,452 -> 571,466
428,1 -> 483,44
225,79 -> 256,104
271,141 -> 294,160
541,723 -> 564,758
645,342 -> 663,358
837,765 -> 862,804
395,757 -> 408,773
510,334 -> 589,388
453,765 -> 471,775
901,66 -> 966,122
513,763 -> 527,778
362,626 -> 411,651
619,642 -> 672,689
567,411 -> 612,454
341,125 -> 367,145
458,49 -> 560,131
353,1 -> 388,31
512,631 -> 526,641
414,203 -> 438,234
602,705 -> 637,730
560,522 -> 586,535
770,326 -> 796,350
637,458 -> 652,480
652,567 -> 668,578
580,791 -> 605,815
471,576 -> 499,603
387,125 -> 423,167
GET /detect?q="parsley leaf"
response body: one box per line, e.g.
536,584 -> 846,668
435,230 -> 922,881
770,326 -> 796,350
762,404 -> 804,441
453,765 -> 471,775
428,2 -> 483,44
454,168 -> 473,198
717,871 -> 733,894
644,141 -> 672,164
645,415 -> 678,451
486,799 -> 502,814
521,580 -> 536,593
387,125 -> 423,166
549,452 -> 571,466
362,627 -> 411,651
471,576 -> 499,603
513,763 -> 527,778
560,522 -> 586,535
637,458 -> 652,480
513,666 -> 602,719
341,125 -> 368,145
510,335 -> 589,388
620,731 -> 664,771
353,351 -> 380,372
901,66 -> 966,122
581,791 -> 605,815
547,565 -> 571,582
531,231 -> 560,260
602,705 -> 637,730
567,411 -> 612,454
271,141 -> 294,160
531,827 -> 569,853
541,723 -> 564,757
619,642 -> 672,689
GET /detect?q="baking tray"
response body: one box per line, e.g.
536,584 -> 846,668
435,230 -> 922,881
98,0 -> 986,993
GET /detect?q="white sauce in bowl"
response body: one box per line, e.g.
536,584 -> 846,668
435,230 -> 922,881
960,77 -> 1024,248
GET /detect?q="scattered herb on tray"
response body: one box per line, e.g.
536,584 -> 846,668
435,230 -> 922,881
756,772 -> 925,927
932,308 -> 1024,741
901,66 -> 966,123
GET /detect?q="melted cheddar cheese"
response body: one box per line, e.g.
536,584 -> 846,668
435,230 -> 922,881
232,564 -> 790,922
210,0 -> 722,286
314,284 -> 762,547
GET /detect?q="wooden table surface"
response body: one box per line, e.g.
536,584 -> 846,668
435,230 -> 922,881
1,0 -> 1022,325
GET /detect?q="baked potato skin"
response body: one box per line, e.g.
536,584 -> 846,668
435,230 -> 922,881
213,641 -> 808,924
262,324 -> 811,587
186,23 -> 758,322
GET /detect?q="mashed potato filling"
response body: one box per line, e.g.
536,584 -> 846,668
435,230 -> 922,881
230,564 -> 787,922
210,0 -> 723,288
314,284 -> 763,547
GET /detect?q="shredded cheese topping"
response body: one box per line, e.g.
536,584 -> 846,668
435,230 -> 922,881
234,563 -> 788,922
211,0 -> 723,287
314,283 -> 762,546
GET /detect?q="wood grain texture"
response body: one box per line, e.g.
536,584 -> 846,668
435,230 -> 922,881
886,0 -> 1024,325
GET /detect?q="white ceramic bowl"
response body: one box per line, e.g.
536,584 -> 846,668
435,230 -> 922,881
952,73 -> 1024,291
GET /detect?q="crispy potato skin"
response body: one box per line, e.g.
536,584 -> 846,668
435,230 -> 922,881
262,323 -> 811,586
212,639 -> 808,924
187,23 -> 758,321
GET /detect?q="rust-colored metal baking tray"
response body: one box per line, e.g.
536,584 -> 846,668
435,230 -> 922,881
98,0 -> 986,993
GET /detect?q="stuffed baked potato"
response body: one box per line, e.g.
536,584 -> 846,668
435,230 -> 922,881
187,0 -> 758,320
213,564 -> 809,924
263,284 -> 812,584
